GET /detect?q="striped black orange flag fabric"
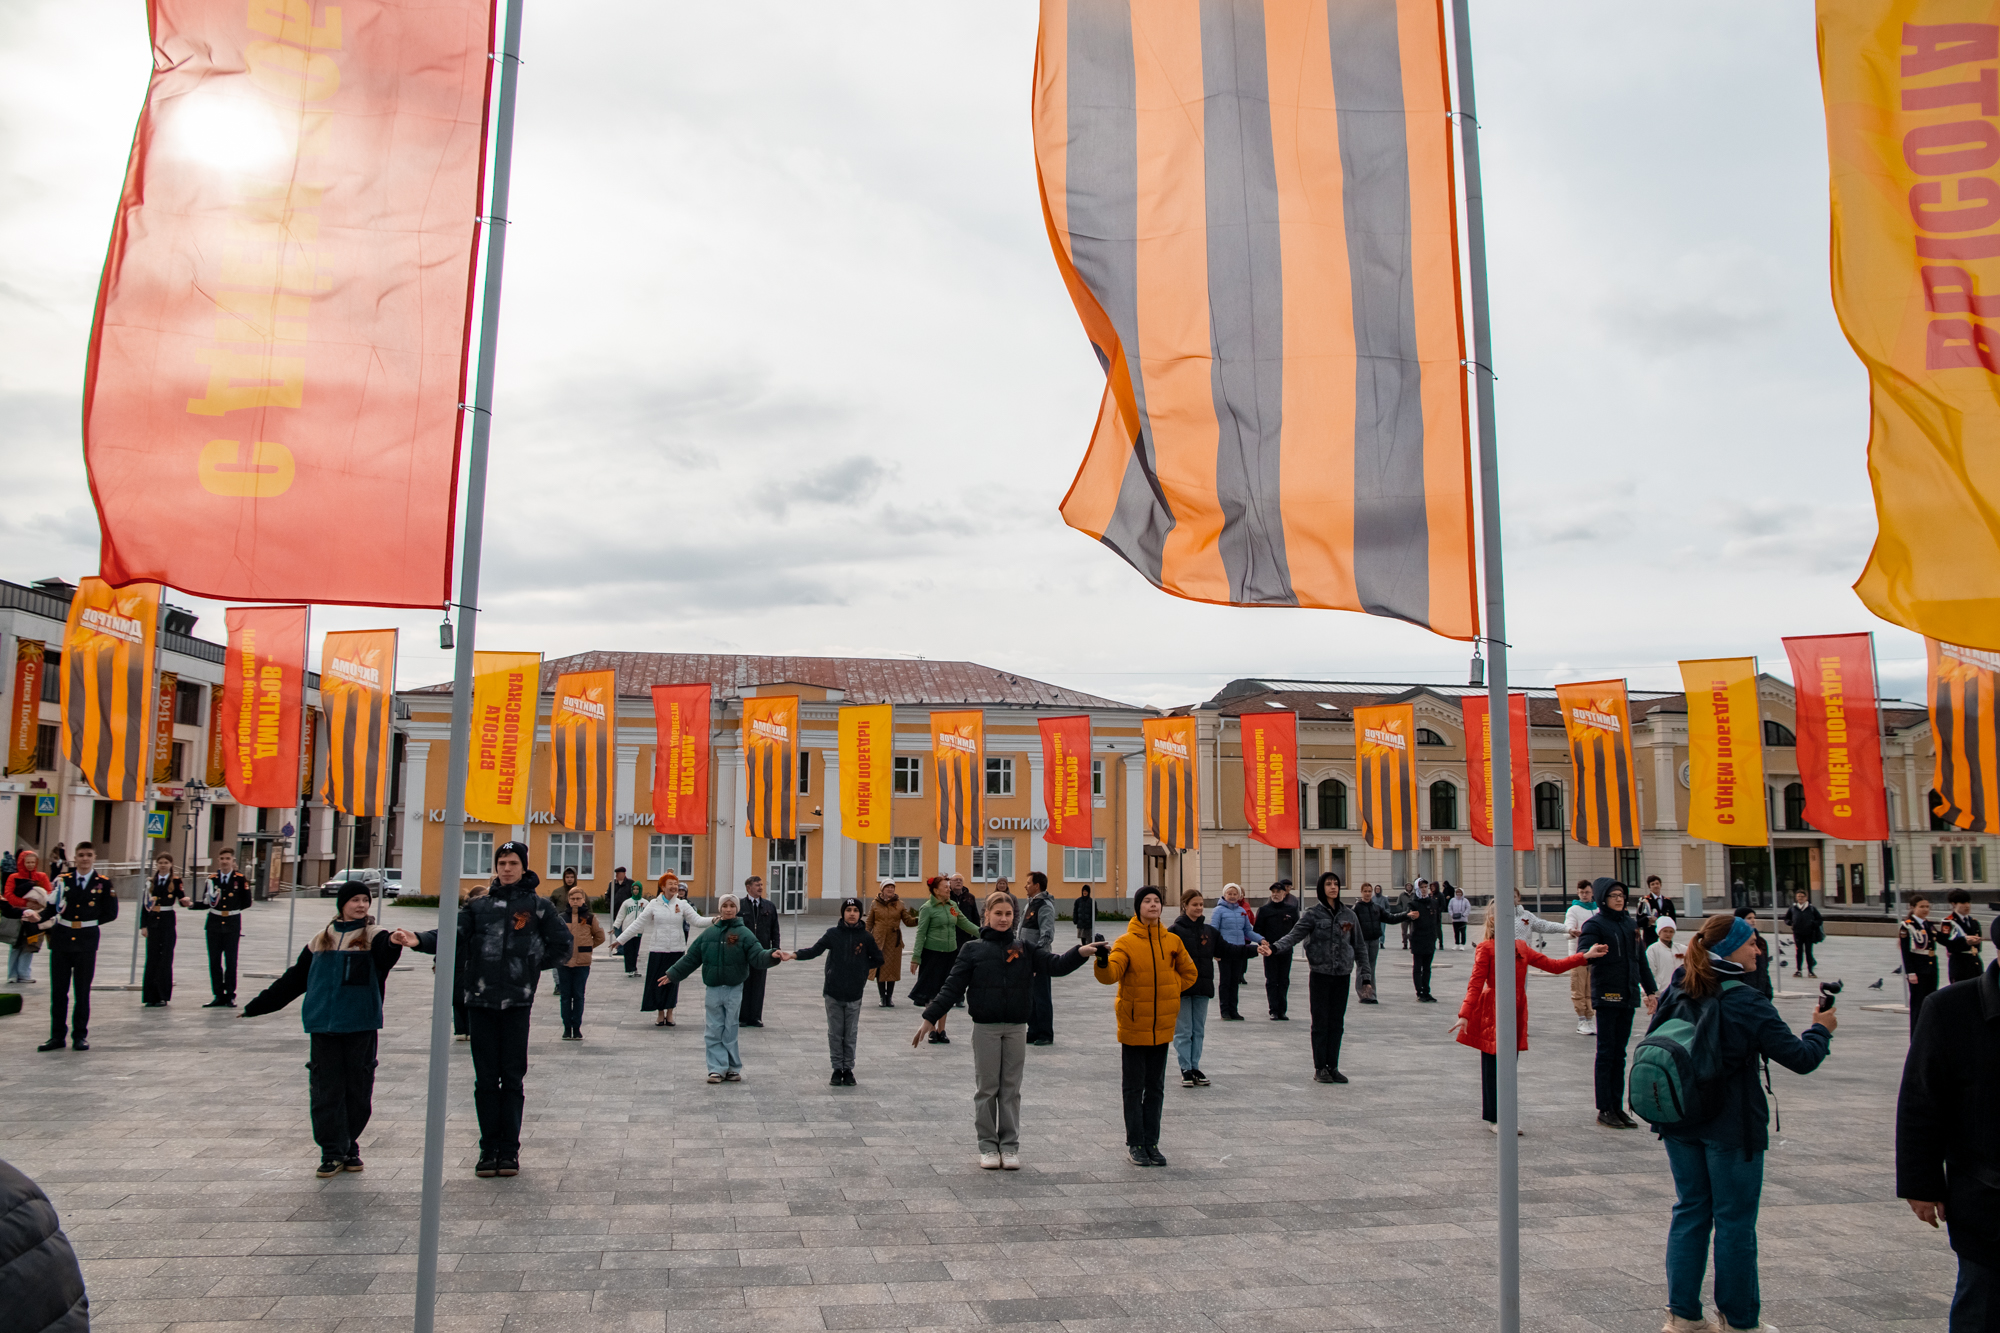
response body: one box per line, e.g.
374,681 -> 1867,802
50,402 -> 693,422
319,629 -> 397,818
1928,639 -> 2000,833
1556,680 -> 1640,850
1354,703 -> 1416,851
551,670 -> 616,833
743,696 -> 800,841
1033,0 -> 1477,639
931,711 -> 985,846
1143,717 -> 1199,851
61,577 -> 160,802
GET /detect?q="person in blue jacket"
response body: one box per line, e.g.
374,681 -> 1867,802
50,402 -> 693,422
1647,912 -> 1835,1333
1209,883 -> 1263,1020
242,883 -> 403,1178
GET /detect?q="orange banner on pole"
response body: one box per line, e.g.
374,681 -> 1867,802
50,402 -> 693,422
1143,717 -> 1199,852
550,670 -> 614,832
152,672 -> 179,784
932,711 -> 985,847
1463,693 -> 1532,849
205,687 -> 228,786
1927,638 -> 2000,832
84,0 -> 495,607
1819,3 -> 2000,650
1038,715 -> 1093,849
1557,680 -> 1640,849
465,652 -> 539,827
223,606 -> 308,808
299,709 -> 317,800
742,696 -> 799,841
1240,710 -> 1299,850
319,629 -> 396,817
1678,658 -> 1769,847
652,684 -> 711,838
1783,633 -> 1890,841
1355,704 -> 1416,851
61,577 -> 160,802
8,640 -> 44,776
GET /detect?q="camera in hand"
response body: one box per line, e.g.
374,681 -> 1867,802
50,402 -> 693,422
1817,977 -> 1843,1010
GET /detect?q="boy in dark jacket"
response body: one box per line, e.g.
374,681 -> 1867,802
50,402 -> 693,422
1265,878 -> 1375,1083
1943,888 -> 1986,985
1578,879 -> 1657,1129
1781,890 -> 1825,978
243,883 -> 403,1177
794,897 -> 885,1085
1255,880 -> 1301,1019
914,891 -> 1099,1169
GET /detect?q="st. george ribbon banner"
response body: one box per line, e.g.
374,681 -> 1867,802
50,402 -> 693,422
221,605 -> 308,809
1782,634 -> 1890,841
550,670 -> 615,833
84,0 -> 494,607
1818,4 -> 2000,650
1033,0 -> 1477,638
1927,637 -> 2000,831
466,652 -> 540,827
742,697 -> 799,841
931,711 -> 986,847
1677,658 -> 1769,847
319,629 -> 397,818
1556,680 -> 1640,850
651,684 -> 711,838
1463,692 -> 1532,849
1354,703 -> 1416,851
61,577 -> 161,803
1240,709 -> 1300,849
838,704 -> 893,846
1143,716 -> 1199,851
1038,715 -> 1093,848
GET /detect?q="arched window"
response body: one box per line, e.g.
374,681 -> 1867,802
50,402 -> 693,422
1763,720 -> 1796,747
1416,727 -> 1448,746
1533,781 -> 1563,831
1318,779 -> 1347,830
1783,782 -> 1809,831
1429,780 -> 1458,831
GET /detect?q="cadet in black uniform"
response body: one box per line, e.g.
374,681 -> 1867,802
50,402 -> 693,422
195,847 -> 253,1006
1255,880 -> 1301,1019
1942,888 -> 1986,985
140,852 -> 187,1006
39,841 -> 119,1052
1900,895 -> 1943,1035
736,874 -> 783,1027
1404,879 -> 1447,1002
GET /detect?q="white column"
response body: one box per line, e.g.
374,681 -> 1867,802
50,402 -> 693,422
730,747 -> 752,896
613,743 -> 640,881
1124,752 -> 1145,895
1653,729 -> 1676,831
819,748 -> 845,899
1027,751 -> 1048,877
401,741 -> 430,873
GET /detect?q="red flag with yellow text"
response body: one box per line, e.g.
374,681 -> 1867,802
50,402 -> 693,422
223,605 -> 308,808
652,684 -> 711,838
1240,710 -> 1300,850
1463,693 -> 1532,849
1038,715 -> 1093,849
1783,634 -> 1889,841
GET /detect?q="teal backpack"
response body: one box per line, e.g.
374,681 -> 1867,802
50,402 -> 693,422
1628,980 -> 1742,1128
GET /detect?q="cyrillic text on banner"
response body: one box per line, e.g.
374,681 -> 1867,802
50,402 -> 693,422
551,670 -> 615,833
742,697 -> 800,841
1038,715 -> 1093,848
223,605 -> 308,808
1354,703 -> 1416,851
1463,693 -> 1533,849
1678,658 -> 1769,847
1143,716 -> 1199,851
1781,634 -> 1889,841
319,629 -> 396,817
61,577 -> 160,802
651,684 -> 711,838
466,652 -> 540,826
1556,680 -> 1640,850
931,711 -> 985,847
1241,710 -> 1300,849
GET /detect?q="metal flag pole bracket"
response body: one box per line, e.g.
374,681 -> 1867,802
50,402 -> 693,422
1448,110 -> 1482,127
1460,359 -> 1499,381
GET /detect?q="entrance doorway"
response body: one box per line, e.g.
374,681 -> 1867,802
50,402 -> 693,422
1725,848 -> 1770,910
767,838 -> 808,914
1773,847 -> 1812,904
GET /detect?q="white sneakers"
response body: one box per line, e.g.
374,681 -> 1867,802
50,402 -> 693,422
1000,1152 -> 1020,1170
979,1152 -> 1002,1170
1576,1018 -> 1594,1035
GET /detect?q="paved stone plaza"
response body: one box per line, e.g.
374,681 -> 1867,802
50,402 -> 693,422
0,906 -> 1960,1333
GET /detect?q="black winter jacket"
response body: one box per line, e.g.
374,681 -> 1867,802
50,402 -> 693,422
922,926 -> 1091,1024
1166,913 -> 1259,998
1351,897 -> 1393,943
0,1158 -> 88,1333
1270,901 -> 1375,981
1578,904 -> 1656,1009
1781,902 -> 1825,944
1897,961 -> 2000,1267
410,871 -> 572,1010
1406,893 -> 1445,949
1254,896 -> 1301,947
794,921 -> 885,1002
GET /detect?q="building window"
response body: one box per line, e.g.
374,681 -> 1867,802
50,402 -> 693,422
1276,848 -> 1293,882
1975,847 -> 1988,883
1769,786 -> 1780,831
1762,720 -> 1796,747
1616,849 -> 1642,887
175,680 -> 203,725
1390,849 -> 1409,887
893,755 -> 922,795
972,838 -> 1014,882
1062,838 -> 1106,883
877,837 -> 923,881
548,832 -> 595,879
1416,727 -> 1448,746
1318,779 -> 1347,831
648,834 -> 694,879
986,757 -> 1014,797
210,805 -> 227,843
1299,781 -> 1311,830
1534,782 -> 1563,831
1092,759 -> 1106,807
1429,780 -> 1457,831
34,724 -> 57,772
1546,844 -> 1565,889
1521,848 -> 1540,888
1930,789 -> 1953,831
1933,845 -> 1947,882
1952,846 -> 1967,883
39,651 -> 60,703
169,741 -> 186,780
798,751 -> 811,794
1783,783 -> 1809,832
352,817 -> 373,862
463,831 -> 494,878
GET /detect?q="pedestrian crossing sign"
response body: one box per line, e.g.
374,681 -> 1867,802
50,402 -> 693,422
146,811 -> 167,838
34,794 -> 58,816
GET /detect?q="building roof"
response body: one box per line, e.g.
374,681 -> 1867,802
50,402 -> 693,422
411,651 -> 1139,710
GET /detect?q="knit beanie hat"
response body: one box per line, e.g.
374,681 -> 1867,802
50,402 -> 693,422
336,882 -> 373,911
841,897 -> 864,917
1133,884 -> 1166,914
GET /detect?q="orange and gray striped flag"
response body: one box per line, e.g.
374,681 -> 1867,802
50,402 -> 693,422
1929,639 -> 2000,833
1143,717 -> 1199,851
1033,0 -> 1477,639
1354,703 -> 1416,851
551,670 -> 616,833
319,629 -> 397,818
743,696 -> 800,841
931,711 -> 985,847
61,577 -> 160,802
1556,680 -> 1640,850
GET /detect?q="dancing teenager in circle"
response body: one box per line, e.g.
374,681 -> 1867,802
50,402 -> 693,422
1263,875 -> 1373,1083
664,895 -> 791,1082
3,847 -> 51,984
737,876 -> 783,1027
1097,885 -> 1197,1167
140,852 -> 186,1006
1579,879 -> 1657,1129
1351,883 -> 1391,1000
1167,889 -> 1258,1086
1649,913 -> 1834,1333
196,848 -> 253,1007
868,880 -> 918,1007
795,897 -> 884,1085
242,883 -> 403,1176
611,877 -> 649,976
1565,879 -> 1598,1033
916,891 -> 1100,1167
554,884 -> 604,1040
1018,872 -> 1063,1044
1404,879 -> 1445,1001
390,841 -> 572,1178
1454,905 -> 1604,1133
1255,880 -> 1300,1019
39,843 -> 117,1052
909,875 -> 978,1042
1209,883 -> 1263,1021
615,873 -> 708,1027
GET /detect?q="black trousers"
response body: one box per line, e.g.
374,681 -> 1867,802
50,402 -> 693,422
1909,963 -> 1939,1034
1411,944 -> 1436,997
1263,953 -> 1294,1017
141,914 -> 177,1004
620,937 -> 641,974
1308,971 -> 1351,1073
308,1031 -> 378,1156
1481,1051 -> 1499,1122
206,914 -> 242,1001
1218,956 -> 1248,1017
1452,921 -> 1468,946
1593,1004 -> 1636,1113
1793,938 -> 1818,973
466,1005 -> 533,1159
740,965 -> 768,1024
48,944 -> 97,1044
1027,972 -> 1054,1043
554,966 -> 589,1032
1120,1042 -> 1170,1147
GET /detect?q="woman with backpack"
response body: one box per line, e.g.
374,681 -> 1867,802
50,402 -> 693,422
1639,913 -> 1836,1333
1453,905 -> 1606,1133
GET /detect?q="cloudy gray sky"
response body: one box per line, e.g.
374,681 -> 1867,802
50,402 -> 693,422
0,0 -> 1926,708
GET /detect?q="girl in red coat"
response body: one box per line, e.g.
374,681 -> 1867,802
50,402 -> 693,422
1453,905 -> 1606,1133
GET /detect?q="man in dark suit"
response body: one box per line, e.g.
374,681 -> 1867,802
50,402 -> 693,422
737,875 -> 783,1027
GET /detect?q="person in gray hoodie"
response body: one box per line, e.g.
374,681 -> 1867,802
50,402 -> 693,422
1261,877 -> 1374,1083
1017,872 -> 1061,1044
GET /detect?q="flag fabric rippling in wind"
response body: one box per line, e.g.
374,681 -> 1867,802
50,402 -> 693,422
1556,680 -> 1639,850
318,628 -> 396,818
61,577 -> 161,803
1354,703 -> 1415,851
1928,638 -> 2000,832
1782,633 -> 1890,841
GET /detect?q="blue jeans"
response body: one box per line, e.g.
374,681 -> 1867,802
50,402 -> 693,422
704,984 -> 743,1074
1953,1254 -> 1998,1333
1664,1138 -> 1764,1329
552,966 -> 589,1032
7,944 -> 32,983
1173,995 -> 1209,1073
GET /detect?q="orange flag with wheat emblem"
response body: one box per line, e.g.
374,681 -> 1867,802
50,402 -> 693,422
550,670 -> 615,832
1557,680 -> 1640,849
1143,716 -> 1199,851
742,696 -> 799,840
319,628 -> 396,817
61,577 -> 160,802
932,711 -> 985,847
1354,703 -> 1416,851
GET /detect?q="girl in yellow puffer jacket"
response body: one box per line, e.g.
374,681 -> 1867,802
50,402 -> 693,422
1095,885 -> 1196,1167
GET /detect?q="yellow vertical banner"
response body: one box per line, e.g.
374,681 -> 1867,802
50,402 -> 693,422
61,576 -> 160,802
550,669 -> 615,832
1143,716 -> 1199,851
1678,657 -> 1770,845
931,710 -> 985,846
319,629 -> 398,818
1556,680 -> 1641,850
743,696 -> 800,840
152,670 -> 178,784
466,652 -> 541,826
839,704 -> 894,845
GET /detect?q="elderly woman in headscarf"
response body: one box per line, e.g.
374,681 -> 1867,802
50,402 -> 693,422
867,880 -> 919,1008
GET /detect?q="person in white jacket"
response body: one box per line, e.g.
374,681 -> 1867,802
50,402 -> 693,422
1644,918 -> 1686,991
611,882 -> 650,978
614,873 -> 710,1027
1563,880 -> 1598,1035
